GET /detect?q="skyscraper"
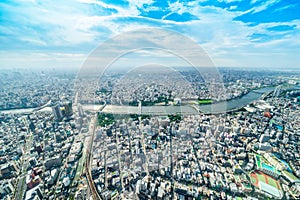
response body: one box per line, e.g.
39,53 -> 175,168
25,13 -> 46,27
63,101 -> 73,117
77,103 -> 84,117
52,104 -> 63,121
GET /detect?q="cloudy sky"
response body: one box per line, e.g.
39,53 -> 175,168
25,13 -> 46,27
0,0 -> 299,69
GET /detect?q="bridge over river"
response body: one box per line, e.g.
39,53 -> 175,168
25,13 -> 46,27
1,86 -> 283,116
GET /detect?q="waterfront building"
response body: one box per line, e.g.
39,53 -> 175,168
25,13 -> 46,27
52,104 -> 63,121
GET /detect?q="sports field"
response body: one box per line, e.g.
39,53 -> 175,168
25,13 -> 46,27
250,172 -> 281,190
198,99 -> 213,104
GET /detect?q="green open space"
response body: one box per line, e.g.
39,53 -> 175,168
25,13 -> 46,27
98,113 -> 116,127
267,176 -> 279,189
198,99 -> 213,105
168,114 -> 182,123
255,154 -> 262,167
255,154 -> 280,175
251,172 -> 280,190
250,174 -> 258,185
257,173 -> 265,183
129,114 -> 151,121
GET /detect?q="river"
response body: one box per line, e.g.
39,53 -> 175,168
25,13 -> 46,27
0,86 -> 284,115
101,87 -> 276,115
198,87 -> 275,113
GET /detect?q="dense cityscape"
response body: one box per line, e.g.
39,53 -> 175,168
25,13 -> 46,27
0,67 -> 299,200
1,0 -> 300,199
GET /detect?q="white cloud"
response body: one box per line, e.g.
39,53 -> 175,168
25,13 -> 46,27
250,0 -> 260,4
229,5 -> 237,10
1,0 -> 299,68
243,0 -> 280,14
218,0 -> 242,3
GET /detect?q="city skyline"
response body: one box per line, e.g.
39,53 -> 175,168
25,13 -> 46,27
0,1 -> 300,199
1,67 -> 299,200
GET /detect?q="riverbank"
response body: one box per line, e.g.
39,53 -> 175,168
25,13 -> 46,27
0,86 -> 281,115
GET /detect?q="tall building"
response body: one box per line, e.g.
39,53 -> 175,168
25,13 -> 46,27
63,101 -> 73,117
274,86 -> 282,97
52,104 -> 63,121
77,103 -> 84,117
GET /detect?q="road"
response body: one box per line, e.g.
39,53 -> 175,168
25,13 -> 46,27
15,133 -> 34,200
115,132 -> 125,197
84,103 -> 107,199
138,117 -> 150,177
85,113 -> 102,200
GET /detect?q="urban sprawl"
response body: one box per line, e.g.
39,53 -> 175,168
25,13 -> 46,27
0,67 -> 300,200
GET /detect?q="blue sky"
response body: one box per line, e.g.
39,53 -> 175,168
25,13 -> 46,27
0,0 -> 299,69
